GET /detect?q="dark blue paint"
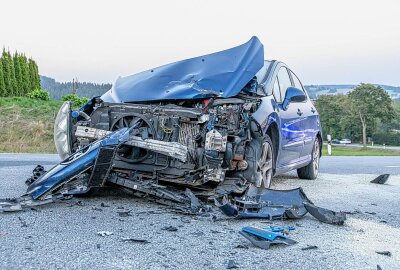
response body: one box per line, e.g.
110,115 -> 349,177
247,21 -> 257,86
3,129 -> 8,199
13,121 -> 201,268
101,36 -> 264,103
27,128 -> 130,200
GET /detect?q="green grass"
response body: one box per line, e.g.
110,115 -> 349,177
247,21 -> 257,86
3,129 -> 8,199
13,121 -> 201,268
0,97 -> 63,153
322,145 -> 400,156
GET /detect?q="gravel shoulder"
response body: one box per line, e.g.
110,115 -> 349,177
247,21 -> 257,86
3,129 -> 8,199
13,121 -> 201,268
0,155 -> 399,269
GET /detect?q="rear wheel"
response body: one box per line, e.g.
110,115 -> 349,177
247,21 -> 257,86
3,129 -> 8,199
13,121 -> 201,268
297,138 -> 320,180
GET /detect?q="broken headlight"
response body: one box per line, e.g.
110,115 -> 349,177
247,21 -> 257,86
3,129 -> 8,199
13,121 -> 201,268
54,101 -> 72,160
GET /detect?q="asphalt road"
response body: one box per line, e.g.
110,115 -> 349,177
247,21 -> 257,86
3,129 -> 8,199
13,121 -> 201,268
0,154 -> 400,269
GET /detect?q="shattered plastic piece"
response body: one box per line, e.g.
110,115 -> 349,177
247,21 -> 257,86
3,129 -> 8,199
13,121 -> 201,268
304,202 -> 346,225
226,260 -> 239,269
117,210 -> 132,217
162,226 -> 178,232
376,251 -> 391,256
121,237 -> 150,244
302,245 -> 318,250
371,174 -> 390,184
239,226 -> 297,250
97,231 -> 113,237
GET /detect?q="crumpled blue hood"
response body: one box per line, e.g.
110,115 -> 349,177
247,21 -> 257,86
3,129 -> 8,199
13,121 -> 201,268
101,36 -> 264,103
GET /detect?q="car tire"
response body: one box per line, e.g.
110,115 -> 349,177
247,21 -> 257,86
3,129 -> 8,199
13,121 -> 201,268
297,138 -> 320,180
255,134 -> 274,188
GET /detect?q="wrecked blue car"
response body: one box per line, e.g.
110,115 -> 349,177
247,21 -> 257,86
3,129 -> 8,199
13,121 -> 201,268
1,37 -> 324,215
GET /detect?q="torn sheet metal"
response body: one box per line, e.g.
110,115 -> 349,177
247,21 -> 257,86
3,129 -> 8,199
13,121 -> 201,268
101,36 -> 264,103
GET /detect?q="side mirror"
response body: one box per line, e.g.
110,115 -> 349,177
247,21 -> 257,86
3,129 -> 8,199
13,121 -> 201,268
282,87 -> 306,110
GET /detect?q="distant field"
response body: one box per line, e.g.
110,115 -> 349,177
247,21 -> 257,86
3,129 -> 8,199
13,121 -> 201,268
0,97 -> 62,153
322,144 -> 400,156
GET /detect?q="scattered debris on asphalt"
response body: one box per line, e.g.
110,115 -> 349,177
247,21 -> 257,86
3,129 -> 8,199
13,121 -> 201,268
117,210 -> 132,217
100,203 -> 109,207
216,186 -> 346,225
18,217 -> 28,227
302,245 -> 318,251
162,226 -> 178,232
92,207 -> 103,212
226,260 -> 239,269
97,231 -> 114,237
365,212 -> 377,215
377,264 -> 382,270
304,203 -> 346,225
121,237 -> 150,244
0,231 -> 7,237
371,174 -> 390,184
234,244 -> 249,249
376,251 -> 391,257
239,226 -> 297,250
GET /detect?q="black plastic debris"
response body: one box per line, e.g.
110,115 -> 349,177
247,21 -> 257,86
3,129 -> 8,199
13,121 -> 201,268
162,226 -> 178,232
377,264 -> 382,270
304,202 -> 346,225
217,185 -> 346,225
301,245 -> 318,250
371,174 -> 390,184
376,251 -> 391,256
226,260 -> 239,269
121,237 -> 150,244
117,210 -> 132,217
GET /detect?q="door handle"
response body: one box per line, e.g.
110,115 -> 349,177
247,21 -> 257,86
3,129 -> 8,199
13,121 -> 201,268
311,107 -> 316,113
297,109 -> 303,116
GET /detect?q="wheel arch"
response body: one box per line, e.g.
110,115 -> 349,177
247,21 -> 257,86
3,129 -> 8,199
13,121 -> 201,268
266,121 -> 280,173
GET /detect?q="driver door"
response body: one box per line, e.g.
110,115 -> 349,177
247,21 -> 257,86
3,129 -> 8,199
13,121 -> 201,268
274,67 -> 304,167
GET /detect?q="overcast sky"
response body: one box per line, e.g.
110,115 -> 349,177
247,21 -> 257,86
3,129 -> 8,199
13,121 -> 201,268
1,0 -> 399,85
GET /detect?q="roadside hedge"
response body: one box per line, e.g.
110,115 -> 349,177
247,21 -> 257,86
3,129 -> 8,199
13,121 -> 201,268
372,132 -> 400,146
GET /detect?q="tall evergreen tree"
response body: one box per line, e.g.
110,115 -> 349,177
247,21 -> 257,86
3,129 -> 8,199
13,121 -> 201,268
1,48 -> 12,96
32,60 -> 41,89
0,61 -> 6,96
28,58 -> 38,90
7,50 -> 17,96
21,54 -> 31,94
13,52 -> 23,96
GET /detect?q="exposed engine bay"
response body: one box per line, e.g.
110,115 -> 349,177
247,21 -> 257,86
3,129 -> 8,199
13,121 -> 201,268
69,95 -> 266,199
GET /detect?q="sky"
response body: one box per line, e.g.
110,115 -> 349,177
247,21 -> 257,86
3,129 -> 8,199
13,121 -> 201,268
1,0 -> 399,86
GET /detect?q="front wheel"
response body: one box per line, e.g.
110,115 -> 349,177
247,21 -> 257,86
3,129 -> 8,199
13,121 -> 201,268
255,135 -> 274,188
297,138 -> 320,180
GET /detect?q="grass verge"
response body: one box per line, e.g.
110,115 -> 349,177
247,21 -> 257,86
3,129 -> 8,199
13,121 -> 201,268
322,145 -> 400,156
0,97 -> 62,153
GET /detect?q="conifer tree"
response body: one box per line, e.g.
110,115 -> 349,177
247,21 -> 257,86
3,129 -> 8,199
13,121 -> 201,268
8,50 -> 17,96
21,54 -> 31,94
1,49 -> 11,96
13,52 -> 23,96
0,61 -> 6,96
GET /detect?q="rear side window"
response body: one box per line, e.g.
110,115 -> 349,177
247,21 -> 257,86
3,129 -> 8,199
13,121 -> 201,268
277,67 -> 292,101
290,71 -> 304,91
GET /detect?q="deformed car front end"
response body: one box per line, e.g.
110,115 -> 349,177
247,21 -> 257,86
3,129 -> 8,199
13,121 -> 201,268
1,37 -> 337,225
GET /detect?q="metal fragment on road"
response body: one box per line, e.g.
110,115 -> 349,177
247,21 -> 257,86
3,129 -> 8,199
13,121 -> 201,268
370,174 -> 390,184
162,226 -> 178,232
97,231 -> 114,237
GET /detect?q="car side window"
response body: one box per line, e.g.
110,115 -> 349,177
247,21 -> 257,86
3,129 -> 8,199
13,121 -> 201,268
277,67 -> 291,101
290,71 -> 304,91
272,78 -> 281,103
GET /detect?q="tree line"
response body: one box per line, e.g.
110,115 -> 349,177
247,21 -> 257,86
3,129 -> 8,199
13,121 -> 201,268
40,75 -> 111,100
315,83 -> 399,147
0,49 -> 40,97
